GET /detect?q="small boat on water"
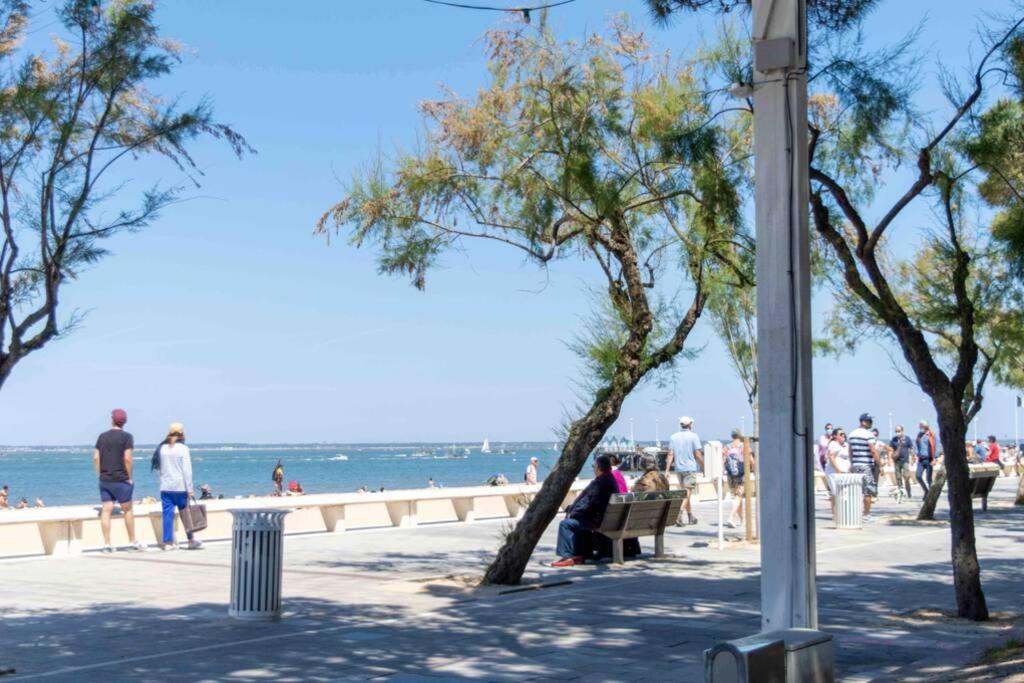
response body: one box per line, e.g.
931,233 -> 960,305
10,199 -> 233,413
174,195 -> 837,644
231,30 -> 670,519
481,439 -> 491,454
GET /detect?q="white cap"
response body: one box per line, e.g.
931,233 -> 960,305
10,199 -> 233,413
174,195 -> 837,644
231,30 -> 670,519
530,457 -> 538,462
919,420 -> 929,428
679,416 -> 693,427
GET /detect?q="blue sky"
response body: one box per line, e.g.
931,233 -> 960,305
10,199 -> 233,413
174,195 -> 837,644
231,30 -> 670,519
1,0 -> 1021,446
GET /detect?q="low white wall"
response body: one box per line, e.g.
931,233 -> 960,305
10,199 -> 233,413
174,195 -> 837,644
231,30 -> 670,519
0,482 -> 588,558
0,469 -> 772,558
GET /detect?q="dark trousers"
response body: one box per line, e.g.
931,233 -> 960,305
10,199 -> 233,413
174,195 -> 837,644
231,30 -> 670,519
916,460 -> 933,494
556,518 -> 593,558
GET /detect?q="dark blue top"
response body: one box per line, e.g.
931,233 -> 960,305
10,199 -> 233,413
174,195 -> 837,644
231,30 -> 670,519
567,472 -> 617,529
890,435 -> 913,463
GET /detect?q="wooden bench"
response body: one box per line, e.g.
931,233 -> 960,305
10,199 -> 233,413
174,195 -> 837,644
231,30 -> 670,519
597,490 -> 687,564
968,463 -> 1000,511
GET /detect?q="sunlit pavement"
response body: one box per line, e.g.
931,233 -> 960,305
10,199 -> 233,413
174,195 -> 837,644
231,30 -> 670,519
2,478 -> 1021,682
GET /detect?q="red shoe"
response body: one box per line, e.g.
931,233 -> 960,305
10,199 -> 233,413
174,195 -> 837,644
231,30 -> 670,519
551,556 -> 584,567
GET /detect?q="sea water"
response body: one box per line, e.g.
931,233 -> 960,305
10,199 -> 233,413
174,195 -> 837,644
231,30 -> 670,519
0,443 -> 566,506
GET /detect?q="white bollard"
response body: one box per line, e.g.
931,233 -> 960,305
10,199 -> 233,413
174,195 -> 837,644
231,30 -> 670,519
229,509 -> 290,620
833,473 -> 863,530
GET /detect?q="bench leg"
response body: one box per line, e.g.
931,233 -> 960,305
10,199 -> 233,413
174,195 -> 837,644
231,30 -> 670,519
612,539 -> 624,564
655,534 -> 665,558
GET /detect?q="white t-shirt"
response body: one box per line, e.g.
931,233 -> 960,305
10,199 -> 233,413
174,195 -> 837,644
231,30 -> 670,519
159,443 -> 194,493
524,463 -> 538,484
825,440 -> 849,475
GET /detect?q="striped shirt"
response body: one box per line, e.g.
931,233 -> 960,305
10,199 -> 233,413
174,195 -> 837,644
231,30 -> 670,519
847,427 -> 876,467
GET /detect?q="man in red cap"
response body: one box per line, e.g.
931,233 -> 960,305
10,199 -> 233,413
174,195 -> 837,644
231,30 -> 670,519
93,409 -> 145,552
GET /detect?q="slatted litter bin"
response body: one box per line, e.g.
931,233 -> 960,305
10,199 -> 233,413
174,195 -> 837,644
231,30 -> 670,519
833,473 -> 863,530
229,509 -> 290,620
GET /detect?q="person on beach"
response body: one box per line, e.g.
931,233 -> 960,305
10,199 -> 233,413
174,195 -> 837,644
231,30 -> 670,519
551,455 -> 617,567
524,457 -> 539,485
94,408 -> 145,553
848,414 -> 880,520
915,421 -> 937,495
157,422 -> 201,550
34,497 -> 45,508
272,460 -> 284,496
0,485 -> 8,509
666,415 -> 703,526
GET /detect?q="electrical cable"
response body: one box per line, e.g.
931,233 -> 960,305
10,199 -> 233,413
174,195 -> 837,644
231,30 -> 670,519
421,0 -> 577,13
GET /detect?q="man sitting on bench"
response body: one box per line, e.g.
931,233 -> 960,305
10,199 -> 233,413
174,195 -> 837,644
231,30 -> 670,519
552,455 -> 617,567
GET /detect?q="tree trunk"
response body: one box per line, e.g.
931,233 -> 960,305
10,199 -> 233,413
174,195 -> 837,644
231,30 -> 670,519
916,468 -> 946,521
933,404 -> 989,621
481,378 -> 636,585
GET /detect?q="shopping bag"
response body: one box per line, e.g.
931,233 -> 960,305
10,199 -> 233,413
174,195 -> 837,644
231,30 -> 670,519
184,496 -> 208,533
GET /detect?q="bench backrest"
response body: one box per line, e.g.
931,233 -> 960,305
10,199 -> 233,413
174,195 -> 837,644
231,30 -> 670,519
598,491 -> 686,534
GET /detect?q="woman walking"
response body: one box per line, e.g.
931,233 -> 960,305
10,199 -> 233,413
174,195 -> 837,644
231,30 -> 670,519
157,422 -> 202,550
723,429 -> 755,529
824,427 -> 850,519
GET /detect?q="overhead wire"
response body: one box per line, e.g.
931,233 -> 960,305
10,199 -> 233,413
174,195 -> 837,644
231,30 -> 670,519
421,0 -> 577,17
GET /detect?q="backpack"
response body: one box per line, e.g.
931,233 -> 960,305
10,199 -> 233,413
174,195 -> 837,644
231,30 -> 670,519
725,449 -> 744,477
272,465 -> 283,483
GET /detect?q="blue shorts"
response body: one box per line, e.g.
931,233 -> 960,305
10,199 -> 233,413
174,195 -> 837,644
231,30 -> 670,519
99,480 -> 134,504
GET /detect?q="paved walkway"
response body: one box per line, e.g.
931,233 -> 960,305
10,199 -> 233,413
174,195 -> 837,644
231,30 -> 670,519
2,479 -> 1022,682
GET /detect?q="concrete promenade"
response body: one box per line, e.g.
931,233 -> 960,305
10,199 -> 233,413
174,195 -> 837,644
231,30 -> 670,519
2,479 -> 1022,682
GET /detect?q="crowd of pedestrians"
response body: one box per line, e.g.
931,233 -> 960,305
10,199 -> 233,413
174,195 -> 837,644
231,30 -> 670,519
816,413 -> 1021,522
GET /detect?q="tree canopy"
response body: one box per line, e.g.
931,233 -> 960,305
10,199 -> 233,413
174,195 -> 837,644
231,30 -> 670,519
0,0 -> 251,389
320,16 -> 748,583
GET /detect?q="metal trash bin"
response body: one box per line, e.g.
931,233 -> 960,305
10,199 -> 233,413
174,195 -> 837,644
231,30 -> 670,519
833,473 -> 863,530
229,509 -> 290,620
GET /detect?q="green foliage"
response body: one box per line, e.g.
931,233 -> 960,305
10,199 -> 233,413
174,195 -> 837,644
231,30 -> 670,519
962,41 -> 1024,276
321,16 -> 749,392
0,0 -> 251,380
644,0 -> 880,32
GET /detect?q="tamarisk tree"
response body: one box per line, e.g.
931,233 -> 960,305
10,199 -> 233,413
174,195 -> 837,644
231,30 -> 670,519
319,18 -> 747,584
807,15 -> 1024,620
0,0 -> 250,390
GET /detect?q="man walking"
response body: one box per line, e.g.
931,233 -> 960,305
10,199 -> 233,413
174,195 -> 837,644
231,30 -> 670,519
889,425 -> 914,499
847,413 -> 880,520
915,421 -> 937,495
93,409 -> 145,553
666,416 -> 703,525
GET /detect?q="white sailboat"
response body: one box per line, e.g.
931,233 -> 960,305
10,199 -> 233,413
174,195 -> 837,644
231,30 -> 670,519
481,439 -> 492,454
